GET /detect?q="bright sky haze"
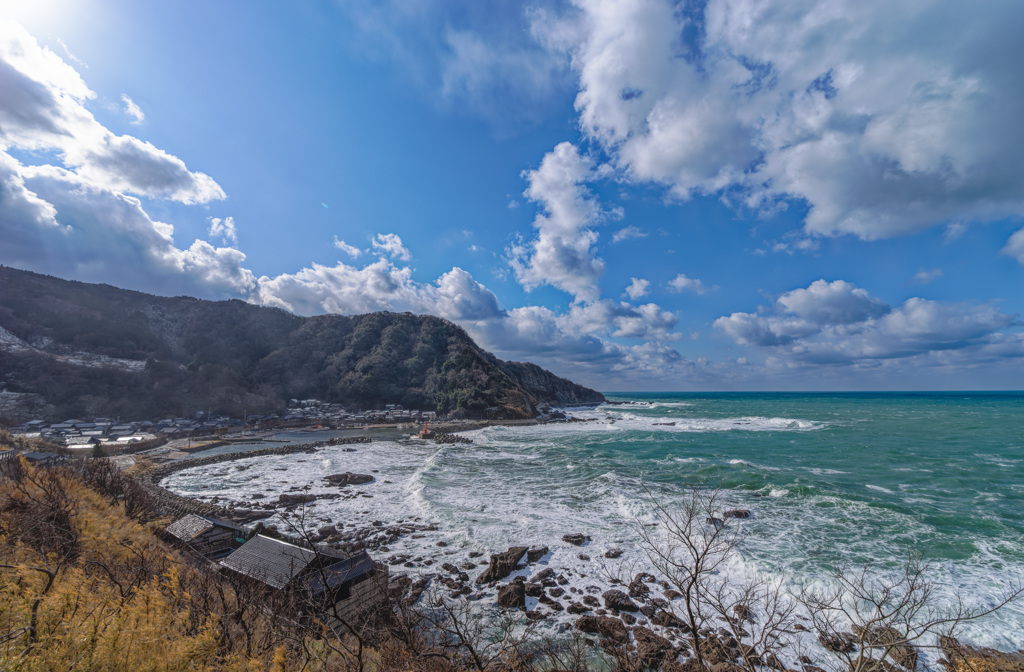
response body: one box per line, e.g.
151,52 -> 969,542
2,0 -> 1023,390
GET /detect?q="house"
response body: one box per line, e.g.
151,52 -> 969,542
220,535 -> 386,627
166,514 -> 246,559
21,451 -> 62,466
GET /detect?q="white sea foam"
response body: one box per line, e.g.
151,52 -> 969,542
161,420 -> 1024,660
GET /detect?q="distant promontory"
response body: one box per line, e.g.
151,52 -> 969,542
0,266 -> 604,422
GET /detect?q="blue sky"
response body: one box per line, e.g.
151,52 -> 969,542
2,0 -> 1023,390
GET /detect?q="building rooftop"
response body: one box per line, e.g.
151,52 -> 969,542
166,513 -> 244,542
219,535 -> 365,591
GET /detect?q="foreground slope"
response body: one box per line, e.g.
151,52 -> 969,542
0,266 -> 604,421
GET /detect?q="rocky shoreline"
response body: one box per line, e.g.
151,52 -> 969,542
145,431 -> 1023,671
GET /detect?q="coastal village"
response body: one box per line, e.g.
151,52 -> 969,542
6,399 -> 438,452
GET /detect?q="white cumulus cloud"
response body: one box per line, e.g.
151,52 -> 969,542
715,279 -> 1021,366
623,277 -> 649,300
121,93 -> 144,124
668,274 -> 707,294
509,141 -> 606,303
371,232 -> 412,261
333,237 -> 363,259
1002,226 -> 1024,265
533,0 -> 1024,241
612,225 -> 647,243
207,216 -> 238,244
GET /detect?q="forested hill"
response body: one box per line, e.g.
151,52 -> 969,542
0,266 -> 604,422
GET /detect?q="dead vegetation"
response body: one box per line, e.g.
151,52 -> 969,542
1,462 -> 1021,671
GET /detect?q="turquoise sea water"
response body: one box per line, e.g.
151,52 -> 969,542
167,392 -> 1024,650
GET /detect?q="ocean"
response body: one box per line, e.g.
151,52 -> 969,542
162,392 -> 1024,655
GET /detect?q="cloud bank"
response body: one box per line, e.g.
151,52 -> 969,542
715,279 -> 1022,367
532,0 -> 1024,240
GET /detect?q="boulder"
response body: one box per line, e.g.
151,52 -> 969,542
732,604 -> 754,622
574,615 -> 630,644
497,578 -> 526,609
404,577 -> 429,607
706,516 -> 725,529
819,632 -> 857,654
652,609 -> 690,631
562,533 -> 591,546
524,582 -> 544,598
602,589 -> 639,612
388,575 -> 412,600
527,545 -> 549,562
628,577 -> 650,598
634,626 -> 673,666
723,509 -> 750,519
852,625 -> 918,670
475,546 -> 528,584
939,636 -> 1024,672
277,493 -> 317,506
605,548 -> 624,559
324,472 -> 374,486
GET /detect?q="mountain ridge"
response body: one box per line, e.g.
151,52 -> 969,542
0,266 -> 604,422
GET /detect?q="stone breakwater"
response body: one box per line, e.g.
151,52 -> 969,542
136,436 -> 372,522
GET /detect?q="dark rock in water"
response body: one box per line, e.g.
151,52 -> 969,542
324,472 -> 374,486
562,533 -> 591,546
665,588 -> 684,600
583,595 -> 600,607
476,546 -> 528,584
527,545 -> 549,562
497,578 -> 526,609
852,625 -> 918,670
388,575 -> 412,600
548,587 -> 565,598
524,582 -> 544,598
574,615 -> 629,644
602,589 -> 639,612
652,609 -> 690,631
621,612 -> 636,625
567,602 -> 589,614
277,493 -> 317,506
547,600 -> 564,612
733,604 -> 754,622
819,632 -> 857,653
706,516 -> 725,529
634,626 -> 673,666
578,553 -> 590,561
404,577 -> 429,607
723,509 -> 750,519
525,610 -> 546,621
628,577 -> 650,598
939,635 -> 1024,672
604,548 -> 623,559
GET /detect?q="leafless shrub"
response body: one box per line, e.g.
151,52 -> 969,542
797,555 -> 1024,672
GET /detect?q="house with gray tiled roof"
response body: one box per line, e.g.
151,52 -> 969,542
165,513 -> 246,559
220,535 -> 385,628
